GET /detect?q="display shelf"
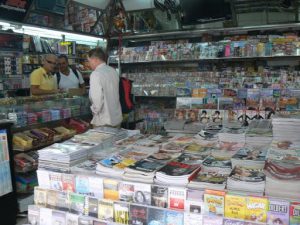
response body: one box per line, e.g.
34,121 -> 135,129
113,55 -> 300,65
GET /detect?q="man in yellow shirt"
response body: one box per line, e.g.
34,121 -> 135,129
30,54 -> 58,95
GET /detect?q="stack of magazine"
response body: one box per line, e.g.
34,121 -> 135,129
218,127 -> 246,145
246,120 -> 273,147
38,143 -> 88,173
264,135 -> 300,199
272,112 -> 300,145
122,152 -> 176,183
264,159 -> 300,199
231,146 -> 267,169
201,154 -> 232,174
155,161 -> 201,186
187,171 -> 228,190
93,127 -> 128,142
226,165 -> 266,195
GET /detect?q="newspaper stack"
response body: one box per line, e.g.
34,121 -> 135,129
264,159 -> 300,199
231,146 -> 267,169
246,120 -> 273,147
38,143 -> 88,173
188,171 -> 228,190
227,165 -> 266,195
272,112 -> 300,145
155,161 -> 201,186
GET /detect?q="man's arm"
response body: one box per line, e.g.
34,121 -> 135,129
89,73 -> 103,114
30,85 -> 58,95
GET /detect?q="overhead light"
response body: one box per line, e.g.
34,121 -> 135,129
0,20 -> 106,45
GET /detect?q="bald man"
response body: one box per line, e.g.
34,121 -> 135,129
30,54 -> 58,95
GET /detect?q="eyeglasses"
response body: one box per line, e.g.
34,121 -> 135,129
46,60 -> 57,65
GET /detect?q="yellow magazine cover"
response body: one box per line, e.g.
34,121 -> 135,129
245,196 -> 268,223
103,179 -> 119,201
225,194 -> 246,220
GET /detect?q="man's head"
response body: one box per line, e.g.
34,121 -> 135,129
87,47 -> 106,70
58,54 -> 69,73
42,54 -> 57,73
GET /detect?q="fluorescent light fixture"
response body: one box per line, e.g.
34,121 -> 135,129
0,20 -> 106,45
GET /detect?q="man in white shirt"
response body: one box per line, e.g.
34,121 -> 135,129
87,47 -> 122,127
57,54 -> 85,91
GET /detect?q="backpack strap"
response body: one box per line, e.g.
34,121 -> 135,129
56,72 -> 60,86
71,68 -> 79,80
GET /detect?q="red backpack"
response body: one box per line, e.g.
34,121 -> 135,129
119,77 -> 134,113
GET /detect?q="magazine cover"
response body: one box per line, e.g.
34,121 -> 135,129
168,187 -> 186,210
56,191 -> 69,211
114,202 -> 130,225
66,212 -> 79,225
187,109 -> 199,122
98,200 -> 114,222
184,213 -> 203,225
204,189 -> 226,216
232,148 -> 266,161
75,175 -> 90,195
147,208 -> 166,225
223,218 -> 245,225
225,194 -> 247,220
119,182 -> 135,202
28,205 -> 40,225
103,179 -> 119,201
176,97 -> 191,109
190,98 -> 204,109
229,166 -> 265,182
128,158 -> 166,173
39,207 -> 52,225
52,210 -> 66,225
70,193 -> 85,215
78,216 -> 93,225
88,176 -> 103,199
34,187 -> 47,206
267,199 -> 289,225
158,161 -> 200,176
290,202 -> 300,225
165,210 -> 184,225
245,196 -> 268,223
151,185 -> 168,208
185,189 -> 204,214
175,109 -> 187,120
62,173 -> 75,192
86,197 -> 98,218
49,172 -> 63,191
133,183 -> 151,205
192,172 -> 227,185
46,189 -> 58,209
175,152 -> 206,165
130,204 -> 148,225
203,215 -> 224,225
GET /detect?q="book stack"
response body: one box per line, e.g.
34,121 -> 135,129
245,120 -> 273,147
226,166 -> 266,195
231,146 -> 267,169
38,143 -> 88,173
155,161 -> 201,186
264,159 -> 300,199
188,171 -> 228,190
